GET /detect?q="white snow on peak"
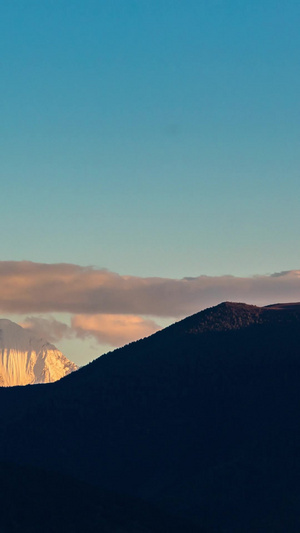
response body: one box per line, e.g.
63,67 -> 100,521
0,319 -> 78,387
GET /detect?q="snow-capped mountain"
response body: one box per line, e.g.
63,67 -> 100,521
0,319 -> 78,386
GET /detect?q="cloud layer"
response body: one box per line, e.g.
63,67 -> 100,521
2,261 -> 300,348
21,316 -> 74,344
0,261 -> 300,317
22,314 -> 159,347
72,314 -> 160,347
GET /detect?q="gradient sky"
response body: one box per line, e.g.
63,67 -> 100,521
1,1 -> 300,364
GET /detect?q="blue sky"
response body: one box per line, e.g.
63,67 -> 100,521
1,1 -> 300,363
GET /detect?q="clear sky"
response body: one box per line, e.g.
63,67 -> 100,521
1,1 -> 300,364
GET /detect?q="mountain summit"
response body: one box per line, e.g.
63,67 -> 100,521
0,319 -> 78,386
1,302 -> 300,531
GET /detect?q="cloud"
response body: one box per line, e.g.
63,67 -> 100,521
21,316 -> 73,344
12,262 -> 300,348
72,314 -> 160,347
0,261 -> 300,317
20,313 -> 159,348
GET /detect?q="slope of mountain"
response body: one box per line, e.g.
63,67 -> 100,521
1,302 -> 300,531
0,319 -> 78,386
0,462 -> 200,533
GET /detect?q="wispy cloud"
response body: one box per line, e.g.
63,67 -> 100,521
21,313 -> 159,348
21,316 -> 74,343
1,261 -> 300,318
72,314 -> 160,347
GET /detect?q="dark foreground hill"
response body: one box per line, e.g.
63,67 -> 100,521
1,301 -> 300,531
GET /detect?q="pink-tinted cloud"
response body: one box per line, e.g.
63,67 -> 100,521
0,261 -> 300,317
21,316 -> 73,343
20,313 -> 160,348
72,314 -> 160,347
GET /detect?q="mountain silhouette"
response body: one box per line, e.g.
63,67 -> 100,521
1,301 -> 300,531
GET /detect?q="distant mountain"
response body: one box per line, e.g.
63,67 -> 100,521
0,319 -> 78,386
1,302 -> 300,531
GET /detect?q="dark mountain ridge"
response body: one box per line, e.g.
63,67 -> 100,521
1,301 -> 300,531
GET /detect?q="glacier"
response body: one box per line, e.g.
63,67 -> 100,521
0,319 -> 78,386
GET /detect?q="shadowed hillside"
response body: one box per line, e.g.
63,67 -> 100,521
1,301 -> 300,531
0,462 -> 201,533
